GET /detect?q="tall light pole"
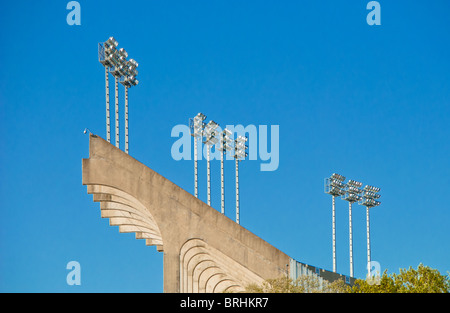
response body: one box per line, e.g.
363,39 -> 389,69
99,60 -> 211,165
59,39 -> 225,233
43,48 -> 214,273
99,37 -> 139,152
112,48 -> 128,148
104,44 -> 126,148
190,113 -> 206,198
203,120 -> 219,206
234,136 -> 248,225
124,85 -> 128,151
218,128 -> 233,215
360,185 -> 381,277
342,179 -> 363,277
324,173 -> 346,273
98,37 -> 118,143
119,59 -> 139,154
114,70 -> 119,147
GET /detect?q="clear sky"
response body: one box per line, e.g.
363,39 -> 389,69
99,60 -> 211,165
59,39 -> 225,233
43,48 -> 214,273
1,1 -> 449,292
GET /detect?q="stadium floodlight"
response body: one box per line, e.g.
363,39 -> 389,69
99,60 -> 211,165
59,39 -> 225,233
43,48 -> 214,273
104,37 -> 118,52
98,36 -> 119,143
203,120 -> 219,206
359,185 -> 381,277
204,120 -> 219,145
189,113 -> 206,198
121,60 -> 139,87
234,136 -> 248,225
324,173 -> 346,273
110,48 -> 127,77
342,179 -> 363,277
101,37 -> 119,68
119,58 -> 139,154
119,48 -> 128,60
218,128 -> 233,215
99,37 -> 139,153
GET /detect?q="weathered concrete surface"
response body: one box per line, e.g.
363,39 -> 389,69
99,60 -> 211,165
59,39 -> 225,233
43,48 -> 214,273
82,134 -> 290,292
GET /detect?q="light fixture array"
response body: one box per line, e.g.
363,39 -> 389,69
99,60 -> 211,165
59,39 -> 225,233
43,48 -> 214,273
189,113 -> 248,225
98,36 -> 139,154
324,173 -> 381,277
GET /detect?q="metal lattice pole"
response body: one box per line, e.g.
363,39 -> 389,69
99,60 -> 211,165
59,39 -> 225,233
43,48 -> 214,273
236,158 -> 239,224
207,145 -> 211,206
124,86 -> 129,154
221,149 -> 225,214
194,137 -> 198,198
349,202 -> 354,277
105,67 -> 110,143
115,77 -> 119,148
360,184 -> 380,277
324,173 -> 346,274
192,113 -> 206,199
332,195 -> 336,273
203,120 -> 218,207
233,135 -> 247,225
366,206 -> 371,276
342,179 -> 362,277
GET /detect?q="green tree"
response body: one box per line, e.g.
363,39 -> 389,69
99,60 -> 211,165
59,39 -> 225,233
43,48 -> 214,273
246,275 -> 350,293
245,264 -> 449,293
351,264 -> 450,293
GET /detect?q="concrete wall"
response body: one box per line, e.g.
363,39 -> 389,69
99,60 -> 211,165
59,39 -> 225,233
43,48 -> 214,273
82,134 -> 290,292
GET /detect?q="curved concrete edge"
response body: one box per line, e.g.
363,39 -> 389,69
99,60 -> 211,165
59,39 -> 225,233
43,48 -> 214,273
82,134 -> 291,292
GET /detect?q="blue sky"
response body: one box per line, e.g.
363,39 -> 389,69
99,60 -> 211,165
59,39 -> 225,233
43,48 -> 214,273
1,1 -> 449,292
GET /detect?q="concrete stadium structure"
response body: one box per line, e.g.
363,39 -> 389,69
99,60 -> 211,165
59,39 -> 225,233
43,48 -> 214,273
82,134 -> 353,292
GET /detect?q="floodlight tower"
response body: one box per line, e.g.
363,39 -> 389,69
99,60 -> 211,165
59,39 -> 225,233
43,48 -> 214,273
119,59 -> 139,154
342,179 -> 363,277
189,113 -> 206,198
324,173 -> 346,273
360,185 -> 381,277
203,120 -> 219,206
218,128 -> 233,215
98,37 -> 118,143
234,136 -> 248,225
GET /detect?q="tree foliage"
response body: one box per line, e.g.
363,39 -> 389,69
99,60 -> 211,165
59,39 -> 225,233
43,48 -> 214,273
245,264 -> 449,293
351,264 -> 450,293
246,275 -> 350,293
